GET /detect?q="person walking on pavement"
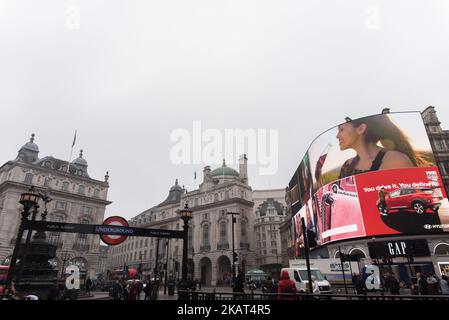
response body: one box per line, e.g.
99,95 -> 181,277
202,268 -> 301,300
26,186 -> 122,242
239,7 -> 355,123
426,273 -> 439,295
122,280 -> 129,300
85,277 -> 92,294
112,280 -> 122,300
129,280 -> 138,300
47,281 -> 60,300
389,274 -> 400,295
440,275 -> 449,295
416,272 -> 428,295
277,270 -> 297,300
143,280 -> 153,300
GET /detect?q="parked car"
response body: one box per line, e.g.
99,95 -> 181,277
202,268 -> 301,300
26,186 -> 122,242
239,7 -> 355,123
377,187 -> 442,215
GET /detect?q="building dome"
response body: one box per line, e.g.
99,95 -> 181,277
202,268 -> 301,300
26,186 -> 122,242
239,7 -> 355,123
211,159 -> 239,177
158,179 -> 184,207
72,149 -> 88,167
20,133 -> 39,152
170,179 -> 183,192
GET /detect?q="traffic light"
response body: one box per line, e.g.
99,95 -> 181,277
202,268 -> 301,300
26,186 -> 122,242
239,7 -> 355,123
233,252 -> 238,263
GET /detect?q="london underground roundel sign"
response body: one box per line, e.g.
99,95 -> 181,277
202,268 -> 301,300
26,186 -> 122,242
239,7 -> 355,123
100,216 -> 129,245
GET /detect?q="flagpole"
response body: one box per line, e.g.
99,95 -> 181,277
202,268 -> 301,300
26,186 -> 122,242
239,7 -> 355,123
67,130 -> 77,174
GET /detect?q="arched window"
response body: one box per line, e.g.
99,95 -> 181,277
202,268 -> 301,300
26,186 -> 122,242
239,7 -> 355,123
219,222 -> 227,244
94,189 -> 100,198
349,248 -> 367,259
434,243 -> 449,255
78,185 -> 85,194
202,224 -> 210,247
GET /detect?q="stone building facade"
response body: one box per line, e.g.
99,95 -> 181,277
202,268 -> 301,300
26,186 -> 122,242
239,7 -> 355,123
0,134 -> 111,279
253,189 -> 287,279
108,155 -> 287,286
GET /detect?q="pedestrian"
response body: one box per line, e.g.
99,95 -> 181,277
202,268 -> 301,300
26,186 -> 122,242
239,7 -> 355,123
129,280 -> 138,300
198,279 -> 202,291
389,275 -> 400,295
426,274 -> 439,295
47,281 -> 60,300
112,280 -> 122,300
137,280 -> 143,300
416,273 -> 428,295
277,270 -> 297,300
263,276 -> 276,299
85,277 -> 92,294
440,275 -> 449,295
233,272 -> 245,293
143,281 -> 153,300
122,281 -> 129,300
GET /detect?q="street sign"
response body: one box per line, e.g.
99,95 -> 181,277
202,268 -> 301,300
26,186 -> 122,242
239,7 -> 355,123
23,220 -> 185,239
100,216 -> 129,246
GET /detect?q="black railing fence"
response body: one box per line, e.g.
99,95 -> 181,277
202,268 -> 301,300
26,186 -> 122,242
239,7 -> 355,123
177,290 -> 449,301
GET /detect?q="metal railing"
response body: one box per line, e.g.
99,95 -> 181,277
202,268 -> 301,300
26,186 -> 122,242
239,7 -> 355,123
177,290 -> 449,301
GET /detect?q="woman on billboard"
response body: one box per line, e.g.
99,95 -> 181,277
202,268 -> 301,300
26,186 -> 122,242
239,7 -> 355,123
337,114 -> 429,179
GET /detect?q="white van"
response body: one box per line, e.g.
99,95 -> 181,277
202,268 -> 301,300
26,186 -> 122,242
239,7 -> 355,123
281,267 -> 332,294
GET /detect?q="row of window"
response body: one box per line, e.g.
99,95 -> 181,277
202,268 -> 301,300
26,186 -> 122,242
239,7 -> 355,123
54,201 -> 94,215
257,241 -> 278,248
112,244 -> 182,265
201,220 -> 247,247
256,233 -> 278,240
23,173 -> 101,197
190,189 -> 247,207
258,249 -> 278,255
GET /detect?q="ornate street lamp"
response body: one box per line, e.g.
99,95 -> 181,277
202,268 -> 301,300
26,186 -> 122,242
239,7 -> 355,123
178,202 -> 193,289
5,187 -> 40,288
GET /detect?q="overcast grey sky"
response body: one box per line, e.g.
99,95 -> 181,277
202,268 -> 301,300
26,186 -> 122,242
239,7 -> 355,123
1,0 -> 448,220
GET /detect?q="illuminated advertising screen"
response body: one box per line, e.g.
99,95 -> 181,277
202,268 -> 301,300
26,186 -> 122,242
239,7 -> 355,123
290,112 -> 449,251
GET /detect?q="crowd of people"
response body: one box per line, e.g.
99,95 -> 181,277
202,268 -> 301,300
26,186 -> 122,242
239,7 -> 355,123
350,272 -> 449,296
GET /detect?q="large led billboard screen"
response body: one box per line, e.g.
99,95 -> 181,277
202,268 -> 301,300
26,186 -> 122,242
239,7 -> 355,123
289,112 -> 449,252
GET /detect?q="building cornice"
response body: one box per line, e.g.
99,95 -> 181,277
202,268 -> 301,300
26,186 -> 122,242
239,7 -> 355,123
188,197 -> 254,212
1,161 -> 109,187
0,181 -> 112,206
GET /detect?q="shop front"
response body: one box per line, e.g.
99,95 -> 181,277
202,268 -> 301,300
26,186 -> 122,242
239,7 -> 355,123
368,239 -> 434,287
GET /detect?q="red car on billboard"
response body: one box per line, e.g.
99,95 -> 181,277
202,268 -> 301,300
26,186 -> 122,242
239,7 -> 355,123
377,187 -> 442,215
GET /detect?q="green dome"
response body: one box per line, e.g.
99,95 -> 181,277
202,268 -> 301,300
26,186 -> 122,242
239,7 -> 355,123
211,160 -> 239,177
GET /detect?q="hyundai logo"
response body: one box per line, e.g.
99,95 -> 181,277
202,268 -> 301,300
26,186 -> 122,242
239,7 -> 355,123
423,224 -> 432,230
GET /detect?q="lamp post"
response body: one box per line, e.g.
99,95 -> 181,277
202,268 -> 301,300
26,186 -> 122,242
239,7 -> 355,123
154,238 -> 160,281
59,250 -> 73,280
5,187 -> 40,289
164,239 -> 169,294
139,252 -> 143,278
16,189 -> 52,284
300,217 -> 313,294
178,202 -> 193,289
226,211 -> 240,278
